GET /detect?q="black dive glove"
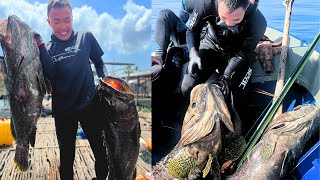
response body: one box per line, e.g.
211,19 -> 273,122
33,32 -> 44,47
216,56 -> 243,97
216,74 -> 230,97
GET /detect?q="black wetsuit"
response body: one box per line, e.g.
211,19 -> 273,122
40,31 -> 108,180
181,0 -> 267,133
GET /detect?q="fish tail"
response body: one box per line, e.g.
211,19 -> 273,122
14,144 -> 29,171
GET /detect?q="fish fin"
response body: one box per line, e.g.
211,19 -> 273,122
10,120 -> 16,141
279,150 -> 289,177
210,85 -> 234,132
249,139 -> 275,164
167,149 -> 195,178
14,144 -> 29,171
219,111 -> 235,133
202,154 -> 213,178
29,127 -> 37,147
223,136 -> 246,161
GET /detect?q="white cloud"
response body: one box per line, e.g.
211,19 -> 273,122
0,0 -> 151,54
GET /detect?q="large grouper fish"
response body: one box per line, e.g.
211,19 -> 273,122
97,76 -> 141,180
228,104 -> 320,180
0,15 -> 46,171
152,84 -> 241,179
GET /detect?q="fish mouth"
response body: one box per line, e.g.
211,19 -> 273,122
7,15 -> 23,34
8,14 -> 21,24
0,15 -> 22,45
99,76 -> 134,94
0,15 -> 21,37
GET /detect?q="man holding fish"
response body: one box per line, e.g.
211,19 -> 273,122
181,0 -> 266,134
35,0 -> 108,179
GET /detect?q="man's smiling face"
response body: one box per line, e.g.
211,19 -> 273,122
47,6 -> 73,41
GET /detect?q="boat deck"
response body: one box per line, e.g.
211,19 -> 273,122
0,113 -> 151,180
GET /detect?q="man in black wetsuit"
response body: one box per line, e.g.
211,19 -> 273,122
181,0 -> 266,134
34,0 -> 108,179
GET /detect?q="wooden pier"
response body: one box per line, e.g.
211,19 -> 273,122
0,113 -> 151,180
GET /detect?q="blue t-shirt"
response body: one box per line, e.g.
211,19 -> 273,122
46,31 -> 105,118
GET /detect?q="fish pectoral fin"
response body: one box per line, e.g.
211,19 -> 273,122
280,150 -> 289,177
202,154 -> 213,178
167,149 -> 196,178
220,111 -> 235,133
210,84 -> 234,133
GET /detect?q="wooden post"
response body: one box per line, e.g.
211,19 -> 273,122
273,0 -> 294,118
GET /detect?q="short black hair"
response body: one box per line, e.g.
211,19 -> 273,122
47,0 -> 72,17
219,0 -> 250,13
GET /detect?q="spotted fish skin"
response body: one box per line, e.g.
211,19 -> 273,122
0,15 -> 46,171
97,77 -> 140,180
152,84 -> 235,179
167,148 -> 196,178
228,104 -> 320,180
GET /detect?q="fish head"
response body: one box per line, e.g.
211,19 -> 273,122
7,15 -> 29,46
98,76 -> 138,126
98,76 -> 135,107
0,15 -> 40,98
266,104 -> 319,136
99,76 -> 134,95
180,84 -> 234,146
0,15 -> 38,71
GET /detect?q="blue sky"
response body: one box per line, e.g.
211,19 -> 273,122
25,0 -> 151,18
0,0 -> 151,76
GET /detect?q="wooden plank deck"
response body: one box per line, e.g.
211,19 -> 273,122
0,112 -> 151,180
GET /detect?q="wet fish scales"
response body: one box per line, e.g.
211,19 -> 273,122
228,104 -> 320,180
152,84 -> 235,179
0,14 -> 46,171
98,77 -> 141,180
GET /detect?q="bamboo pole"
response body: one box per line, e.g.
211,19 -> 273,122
273,0 -> 294,118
